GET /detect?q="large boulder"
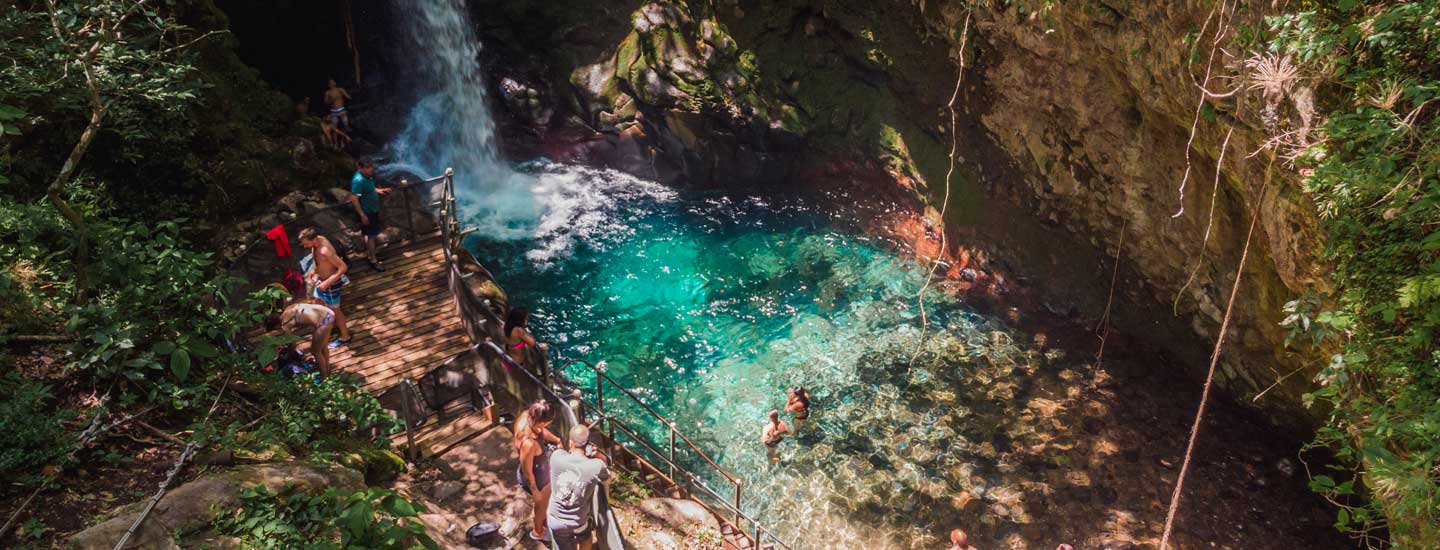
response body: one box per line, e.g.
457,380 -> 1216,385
69,462 -> 364,550
614,497 -> 726,550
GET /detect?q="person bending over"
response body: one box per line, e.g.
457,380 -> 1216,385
267,300 -> 338,378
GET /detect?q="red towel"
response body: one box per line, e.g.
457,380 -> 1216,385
265,225 -> 292,258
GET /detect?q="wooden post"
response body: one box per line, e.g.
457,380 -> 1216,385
733,481 -> 742,526
668,424 -> 677,485
400,380 -> 418,460
400,178 -> 417,238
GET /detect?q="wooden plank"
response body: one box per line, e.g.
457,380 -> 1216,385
346,243 -> 446,279
330,312 -> 464,356
349,345 -> 470,380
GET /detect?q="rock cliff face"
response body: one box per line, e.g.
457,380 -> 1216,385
459,0 -> 1326,431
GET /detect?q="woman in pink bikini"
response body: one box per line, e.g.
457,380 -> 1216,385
505,306 -> 548,372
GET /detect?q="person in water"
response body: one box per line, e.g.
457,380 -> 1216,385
515,400 -> 561,542
948,528 -> 978,550
323,78 -> 351,130
760,410 -> 791,460
505,306 -> 548,373
785,386 -> 811,422
266,298 -> 338,378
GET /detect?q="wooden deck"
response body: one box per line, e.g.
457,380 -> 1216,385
262,232 -> 490,457
328,234 -> 470,394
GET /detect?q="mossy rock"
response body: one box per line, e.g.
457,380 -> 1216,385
339,447 -> 408,485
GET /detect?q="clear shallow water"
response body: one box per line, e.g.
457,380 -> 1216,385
463,163 -> 1055,548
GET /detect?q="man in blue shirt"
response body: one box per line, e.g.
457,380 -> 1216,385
349,157 -> 388,271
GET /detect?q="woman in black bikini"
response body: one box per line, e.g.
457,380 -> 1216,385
515,400 -> 560,542
785,386 -> 811,422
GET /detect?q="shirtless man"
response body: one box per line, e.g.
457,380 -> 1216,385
298,228 -> 351,349
760,409 -> 792,460
324,78 -> 352,130
267,300 -> 338,378
948,528 -> 978,550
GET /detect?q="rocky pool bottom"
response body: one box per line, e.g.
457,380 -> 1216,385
461,165 -> 1348,549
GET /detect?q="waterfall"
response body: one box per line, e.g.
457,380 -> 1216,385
386,0 -> 538,239
385,0 -> 674,262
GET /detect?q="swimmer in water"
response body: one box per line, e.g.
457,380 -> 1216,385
761,409 -> 791,460
949,528 -> 977,550
785,386 -> 811,423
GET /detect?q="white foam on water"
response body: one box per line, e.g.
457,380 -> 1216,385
386,0 -> 675,265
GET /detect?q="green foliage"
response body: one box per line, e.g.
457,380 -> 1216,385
0,0 -> 204,192
608,468 -> 654,503
1266,1 -> 1440,545
242,376 -> 401,453
214,484 -> 437,550
0,374 -> 76,481
63,220 -> 254,389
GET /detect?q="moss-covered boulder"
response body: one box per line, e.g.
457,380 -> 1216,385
69,462 -> 364,550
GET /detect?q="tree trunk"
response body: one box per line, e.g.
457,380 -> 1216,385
46,102 -> 105,294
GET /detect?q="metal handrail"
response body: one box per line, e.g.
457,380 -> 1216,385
590,409 -> 795,550
570,359 -> 738,484
564,360 -> 795,550
481,339 -> 577,429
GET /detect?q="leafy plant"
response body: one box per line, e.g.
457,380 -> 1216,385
214,484 -> 437,550
246,376 -> 401,452
60,219 -> 262,403
0,374 -> 76,482
608,468 -> 654,503
1266,1 -> 1440,546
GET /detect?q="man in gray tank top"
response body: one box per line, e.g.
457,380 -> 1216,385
547,424 -> 611,550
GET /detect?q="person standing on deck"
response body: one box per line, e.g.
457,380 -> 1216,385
324,78 -> 351,130
298,228 -> 351,348
515,400 -> 561,543
547,424 -> 612,550
350,157 -> 388,271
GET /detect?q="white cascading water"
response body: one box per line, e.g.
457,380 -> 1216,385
385,0 -> 671,263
